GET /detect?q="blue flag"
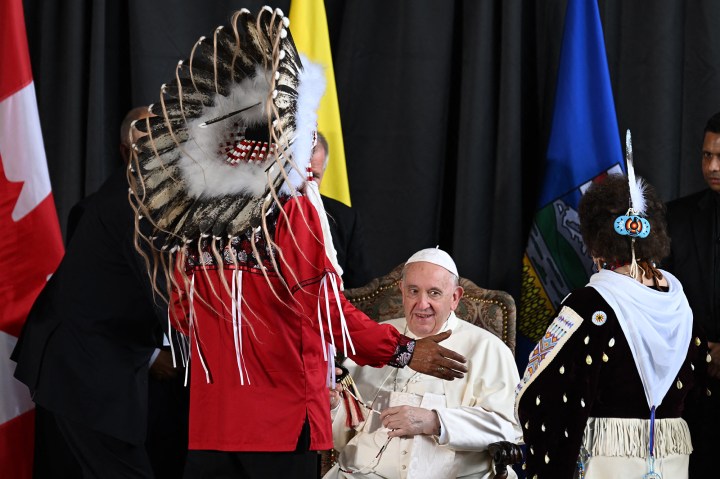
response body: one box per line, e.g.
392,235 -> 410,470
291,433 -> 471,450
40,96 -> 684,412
518,0 -> 624,354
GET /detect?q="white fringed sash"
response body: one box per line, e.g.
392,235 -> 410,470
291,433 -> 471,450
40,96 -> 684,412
304,179 -> 344,280
582,417 -> 692,458
305,180 -> 357,374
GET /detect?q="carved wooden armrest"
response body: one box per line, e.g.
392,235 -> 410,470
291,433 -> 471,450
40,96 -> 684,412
488,441 -> 523,479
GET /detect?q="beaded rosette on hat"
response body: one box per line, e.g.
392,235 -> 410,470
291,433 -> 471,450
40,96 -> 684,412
127,7 -> 330,324
613,130 -> 651,280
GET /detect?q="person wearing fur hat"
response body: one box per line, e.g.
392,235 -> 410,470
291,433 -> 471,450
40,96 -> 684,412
325,248 -> 521,479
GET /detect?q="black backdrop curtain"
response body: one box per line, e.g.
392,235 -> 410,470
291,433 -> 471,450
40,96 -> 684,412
22,0 -> 720,304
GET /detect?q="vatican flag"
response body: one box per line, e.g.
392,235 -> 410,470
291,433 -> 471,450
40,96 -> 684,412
289,0 -> 351,206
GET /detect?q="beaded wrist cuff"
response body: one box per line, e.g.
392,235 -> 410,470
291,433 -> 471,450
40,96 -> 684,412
388,335 -> 416,368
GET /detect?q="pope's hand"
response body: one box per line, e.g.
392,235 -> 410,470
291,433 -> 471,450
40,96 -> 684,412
381,405 -> 440,438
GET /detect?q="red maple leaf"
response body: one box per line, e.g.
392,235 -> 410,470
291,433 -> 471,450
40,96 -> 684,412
0,155 -> 63,337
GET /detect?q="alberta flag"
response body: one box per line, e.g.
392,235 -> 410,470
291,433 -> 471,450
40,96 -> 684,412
518,0 -> 624,349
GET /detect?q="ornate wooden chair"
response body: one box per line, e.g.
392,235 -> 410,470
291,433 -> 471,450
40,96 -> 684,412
320,263 -> 523,478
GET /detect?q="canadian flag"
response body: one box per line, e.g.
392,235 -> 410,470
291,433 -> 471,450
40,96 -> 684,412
0,0 -> 65,476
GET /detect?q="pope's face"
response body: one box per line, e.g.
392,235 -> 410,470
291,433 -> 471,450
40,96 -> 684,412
401,262 -> 463,338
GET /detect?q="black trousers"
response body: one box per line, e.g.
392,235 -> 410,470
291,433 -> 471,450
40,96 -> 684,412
182,418 -> 318,479
33,371 -> 189,479
53,410 -> 154,479
33,406 -> 82,479
687,377 -> 720,478
146,371 -> 189,478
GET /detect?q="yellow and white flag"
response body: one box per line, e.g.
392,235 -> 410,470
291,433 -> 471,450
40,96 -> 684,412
290,0 -> 351,206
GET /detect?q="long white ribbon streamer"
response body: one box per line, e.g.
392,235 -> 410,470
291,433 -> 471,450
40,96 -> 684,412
188,274 -> 211,384
326,343 -> 336,387
317,295 -> 328,361
322,276 -> 336,353
328,273 -> 355,356
231,269 -> 251,385
318,273 -> 356,359
167,311 -> 177,368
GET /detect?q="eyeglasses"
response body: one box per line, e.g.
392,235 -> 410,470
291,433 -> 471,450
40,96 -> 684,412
337,429 -> 395,475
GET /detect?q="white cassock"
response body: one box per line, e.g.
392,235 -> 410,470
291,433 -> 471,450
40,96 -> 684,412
325,312 -> 521,479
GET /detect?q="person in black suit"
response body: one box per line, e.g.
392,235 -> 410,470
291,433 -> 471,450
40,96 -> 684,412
665,110 -> 720,477
76,108 -> 189,479
310,132 -> 372,288
11,109 -> 178,479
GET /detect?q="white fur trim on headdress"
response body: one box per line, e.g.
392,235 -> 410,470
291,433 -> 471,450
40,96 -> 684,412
178,68 -> 272,199
281,54 -> 326,194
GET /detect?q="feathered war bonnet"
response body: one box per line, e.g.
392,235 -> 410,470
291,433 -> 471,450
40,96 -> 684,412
127,6 -> 328,308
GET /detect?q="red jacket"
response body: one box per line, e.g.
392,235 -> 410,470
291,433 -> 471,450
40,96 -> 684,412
174,196 -> 401,451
